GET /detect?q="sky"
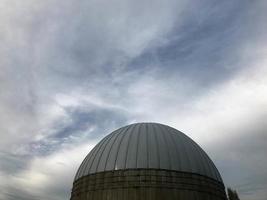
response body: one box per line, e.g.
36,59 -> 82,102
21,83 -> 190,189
0,0 -> 267,199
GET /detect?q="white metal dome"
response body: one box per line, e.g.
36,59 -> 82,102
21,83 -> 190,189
75,123 -> 222,182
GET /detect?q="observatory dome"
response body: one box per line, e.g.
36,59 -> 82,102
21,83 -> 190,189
71,122 -> 226,200
75,123 -> 222,181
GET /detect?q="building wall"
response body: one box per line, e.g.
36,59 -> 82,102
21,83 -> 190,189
70,169 -> 227,200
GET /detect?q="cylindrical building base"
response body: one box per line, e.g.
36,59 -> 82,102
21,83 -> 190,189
70,169 -> 227,200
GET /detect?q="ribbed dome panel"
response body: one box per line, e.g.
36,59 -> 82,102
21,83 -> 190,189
74,123 -> 222,182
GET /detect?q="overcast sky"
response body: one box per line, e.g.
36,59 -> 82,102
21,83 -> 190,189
1,0 -> 267,200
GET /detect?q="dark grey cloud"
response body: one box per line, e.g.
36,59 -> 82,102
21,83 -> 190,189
213,119 -> 267,197
29,106 -> 129,156
3,187 -> 40,200
129,1 -> 263,88
0,152 -> 31,175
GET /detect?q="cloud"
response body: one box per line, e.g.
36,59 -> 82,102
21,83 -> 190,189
1,0 -> 267,200
2,143 -> 95,200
